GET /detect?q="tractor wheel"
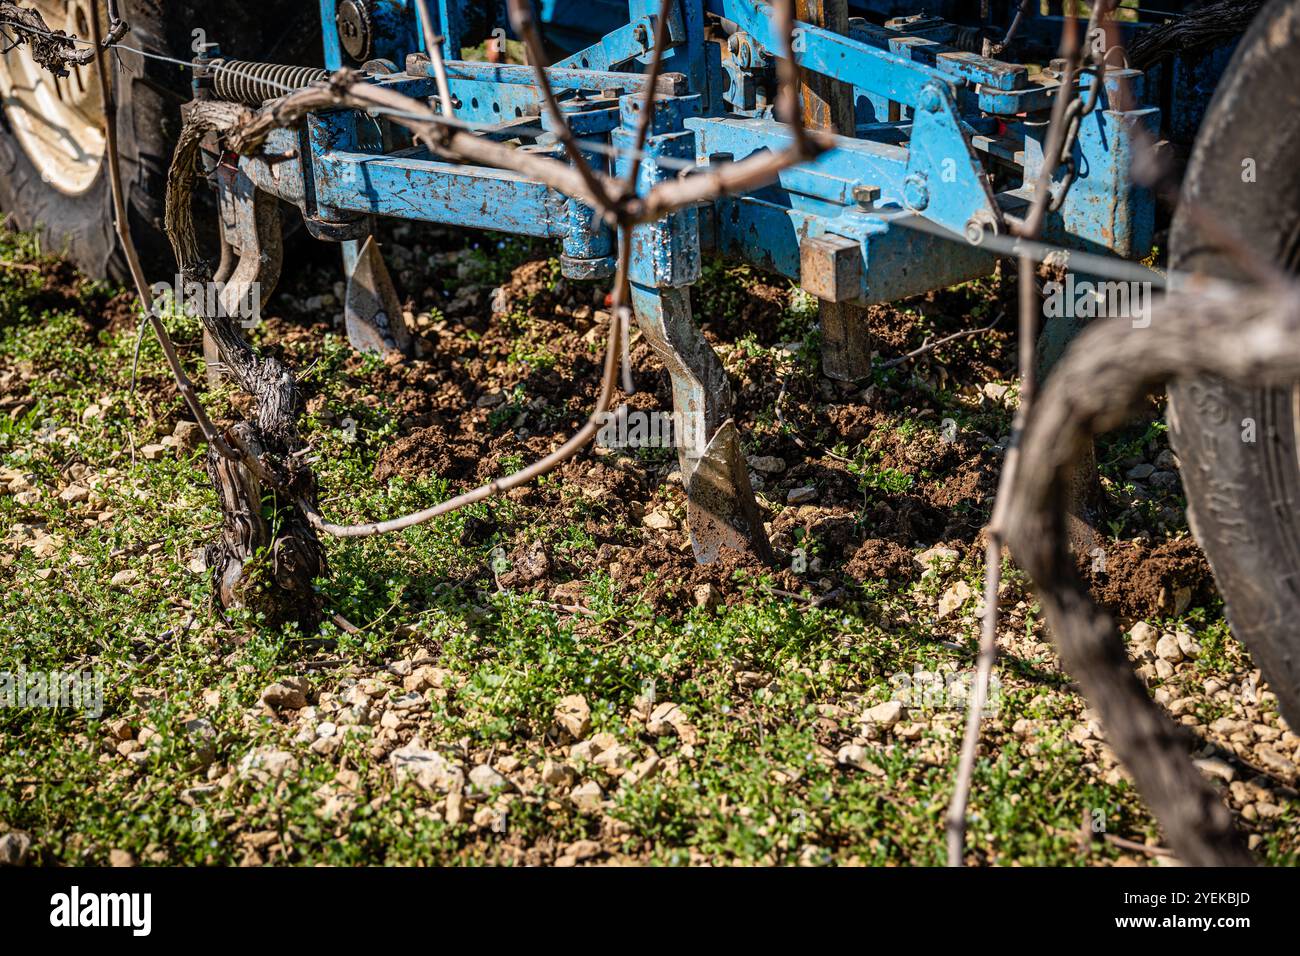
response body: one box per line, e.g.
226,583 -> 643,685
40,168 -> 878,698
1166,0 -> 1300,729
0,0 -> 316,282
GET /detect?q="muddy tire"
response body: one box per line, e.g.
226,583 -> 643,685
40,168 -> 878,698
1167,0 -> 1300,729
0,0 -> 316,282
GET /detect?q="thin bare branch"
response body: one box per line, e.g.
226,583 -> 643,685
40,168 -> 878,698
0,1 -> 125,75
878,312 -> 1004,369
505,0 -> 617,212
414,0 -> 455,119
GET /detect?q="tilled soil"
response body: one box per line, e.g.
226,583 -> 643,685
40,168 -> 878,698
262,234 -> 1192,621
4,224 -> 1212,620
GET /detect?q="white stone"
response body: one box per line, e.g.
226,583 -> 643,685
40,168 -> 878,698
564,839 -> 602,862
261,682 -> 308,711
554,694 -> 591,739
694,583 -> 721,611
390,739 -> 464,794
836,745 -> 884,776
914,545 -> 959,571
1127,621 -> 1158,657
237,748 -> 299,783
1175,630 -> 1202,659
937,580 -> 973,618
1155,634 -> 1184,664
468,764 -> 509,794
646,701 -> 678,735
59,484 -> 90,504
569,780 -> 603,811
541,759 -> 575,787
1193,757 -> 1236,784
642,511 -> 676,530
862,700 -> 903,729
748,455 -> 786,474
0,831 -> 32,866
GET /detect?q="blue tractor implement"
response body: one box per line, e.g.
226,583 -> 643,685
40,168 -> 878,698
194,0 -> 1165,563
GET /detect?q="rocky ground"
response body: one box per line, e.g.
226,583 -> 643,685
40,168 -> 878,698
0,221 -> 1295,866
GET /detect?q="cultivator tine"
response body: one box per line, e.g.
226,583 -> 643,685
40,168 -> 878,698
686,420 -> 775,566
628,285 -> 775,565
345,236 -> 413,356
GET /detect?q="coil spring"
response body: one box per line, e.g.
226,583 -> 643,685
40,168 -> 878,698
211,60 -> 330,106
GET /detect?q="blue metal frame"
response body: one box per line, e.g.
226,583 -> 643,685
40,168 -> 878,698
280,1 -> 1159,304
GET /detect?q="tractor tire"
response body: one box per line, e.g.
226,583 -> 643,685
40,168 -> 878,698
0,0 -> 317,282
1167,0 -> 1300,730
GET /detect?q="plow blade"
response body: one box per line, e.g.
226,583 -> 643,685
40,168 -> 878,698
344,236 -> 414,356
685,419 -> 774,566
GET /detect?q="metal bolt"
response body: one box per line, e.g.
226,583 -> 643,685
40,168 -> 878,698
903,173 -> 929,211
852,184 -> 881,209
919,84 -> 944,114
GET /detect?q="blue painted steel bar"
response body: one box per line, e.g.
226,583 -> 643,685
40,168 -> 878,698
848,19 -> 1028,90
313,150 -> 568,238
702,197 -> 994,302
688,116 -> 907,205
555,9 -> 687,72
434,59 -> 686,94
320,0 -> 344,71
710,0 -> 958,108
